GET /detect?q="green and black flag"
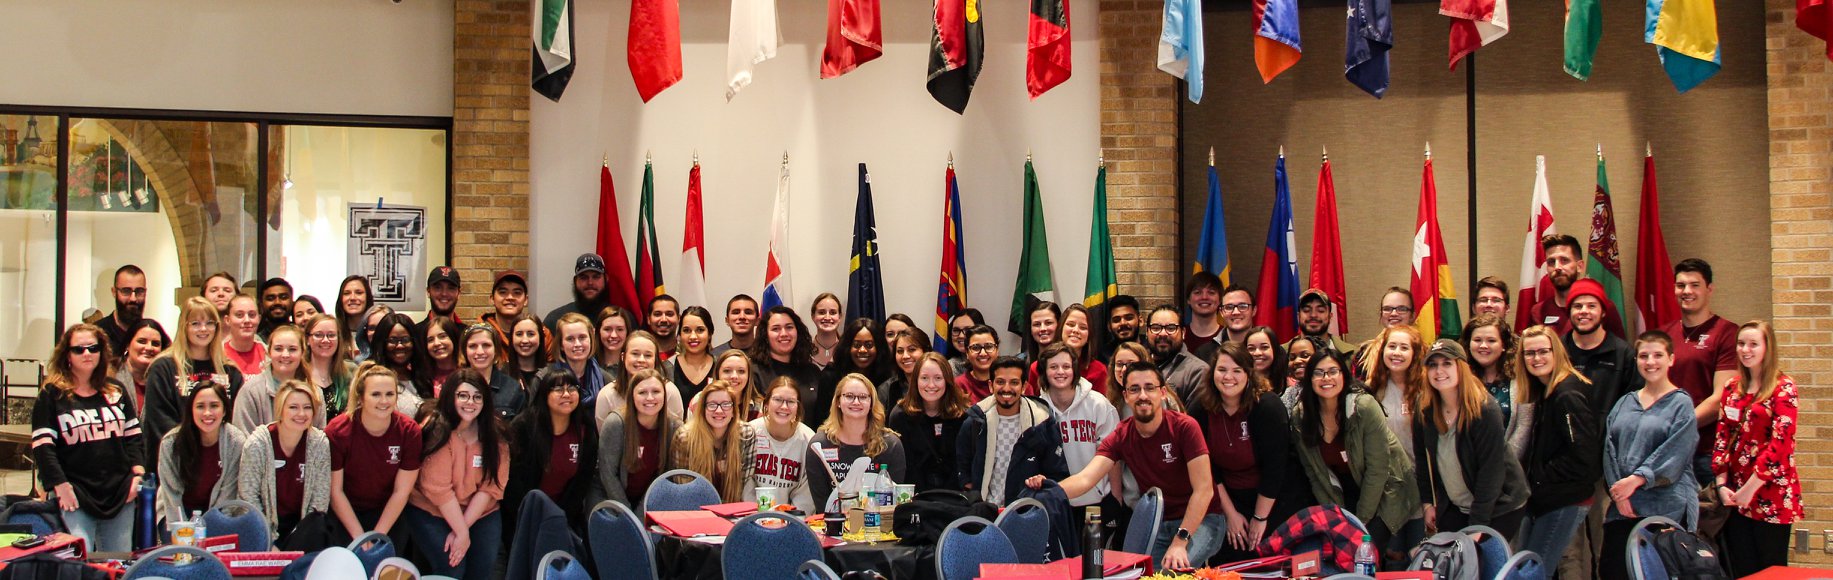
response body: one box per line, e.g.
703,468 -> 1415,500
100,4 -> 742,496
1009,157 -> 1057,335
532,0 -> 576,101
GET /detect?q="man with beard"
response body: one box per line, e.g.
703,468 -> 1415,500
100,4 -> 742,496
646,294 -> 681,360
1658,258 -> 1738,485
1529,235 -> 1626,338
1553,278 -> 1641,580
256,278 -> 294,341
1182,273 -> 1225,360
418,266 -> 464,330
1471,276 -> 1510,320
712,294 -> 761,355
957,325 -> 1000,401
958,357 -> 1067,505
543,254 -> 609,333
1098,294 -> 1142,362
1026,364 -> 1224,570
1291,288 -> 1352,355
98,264 -> 149,355
1143,306 -> 1208,404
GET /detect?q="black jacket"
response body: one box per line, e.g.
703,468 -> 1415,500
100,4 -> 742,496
1521,376 -> 1602,515
886,407 -> 966,492
1187,392 -> 1307,503
1563,333 -> 1644,426
753,357 -> 829,429
503,415 -> 598,530
1410,398 -> 1530,525
956,397 -> 1069,504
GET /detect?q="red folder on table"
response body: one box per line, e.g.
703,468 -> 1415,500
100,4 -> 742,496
646,510 -> 735,537
976,550 -> 1153,578
702,502 -> 758,518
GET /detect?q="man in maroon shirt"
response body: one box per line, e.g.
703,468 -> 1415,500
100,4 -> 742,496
1528,235 -> 1626,338
1027,365 -> 1222,571
1658,258 -> 1739,484
1182,273 -> 1226,361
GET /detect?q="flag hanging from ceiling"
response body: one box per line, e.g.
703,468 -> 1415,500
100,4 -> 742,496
1193,152 -> 1231,284
1254,152 -> 1300,342
1564,0 -> 1602,79
1252,0 -> 1303,83
596,163 -> 643,316
1346,0 -> 1393,98
1443,0 -> 1509,70
1158,0 -> 1205,103
1412,150 -> 1461,343
1009,158 -> 1058,335
1027,0 -> 1072,99
1084,161 -> 1118,357
821,0 -> 883,78
847,164 -> 886,323
636,160 -> 665,308
1648,0 -> 1721,92
727,0 -> 782,100
934,160 -> 969,354
928,0 -> 985,113
676,161 -> 709,310
1634,148 -> 1682,333
532,0 -> 576,101
1309,152 -> 1348,337
1803,0 -> 1833,61
1587,149 -> 1629,324
1517,155 -> 1558,331
629,0 -> 683,102
763,156 -> 795,312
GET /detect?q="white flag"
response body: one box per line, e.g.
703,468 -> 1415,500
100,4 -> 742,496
726,0 -> 781,101
1517,155 -> 1557,329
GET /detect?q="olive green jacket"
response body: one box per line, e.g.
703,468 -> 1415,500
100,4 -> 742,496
1293,391 -> 1420,531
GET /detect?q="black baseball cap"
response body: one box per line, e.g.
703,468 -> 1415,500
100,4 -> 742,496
427,266 -> 460,288
575,253 -> 606,276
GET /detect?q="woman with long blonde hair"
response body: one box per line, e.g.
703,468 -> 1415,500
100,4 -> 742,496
670,380 -> 758,502
1712,320 -> 1802,576
33,323 -> 145,551
238,379 -> 332,544
1513,325 -> 1600,570
1410,339 -> 1528,542
712,349 -> 761,420
144,297 -> 245,474
805,373 -> 905,510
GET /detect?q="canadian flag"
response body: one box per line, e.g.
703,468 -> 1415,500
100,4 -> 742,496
1516,156 -> 1557,330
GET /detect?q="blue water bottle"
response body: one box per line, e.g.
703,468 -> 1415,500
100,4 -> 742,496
134,473 -> 158,550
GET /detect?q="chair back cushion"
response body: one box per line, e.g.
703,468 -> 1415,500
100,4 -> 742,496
642,470 -> 721,513
936,517 -> 1017,580
724,513 -> 823,580
588,501 -> 656,580
1121,489 -> 1162,554
993,499 -> 1050,564
203,500 -> 271,552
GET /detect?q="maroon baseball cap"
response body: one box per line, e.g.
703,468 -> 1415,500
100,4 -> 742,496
493,270 -> 527,291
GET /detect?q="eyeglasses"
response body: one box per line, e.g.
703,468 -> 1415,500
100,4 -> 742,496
950,328 -> 971,337
1313,367 -> 1343,378
1122,384 -> 1164,395
455,392 -> 485,403
840,394 -> 873,404
769,397 -> 799,408
1522,348 -> 1554,359
1146,324 -> 1181,334
69,344 -> 104,355
1380,306 -> 1414,314
705,402 -> 735,411
1220,303 -> 1253,313
386,337 -> 414,346
310,332 -> 340,342
552,385 -> 581,394
967,344 -> 997,353
1475,297 -> 1507,305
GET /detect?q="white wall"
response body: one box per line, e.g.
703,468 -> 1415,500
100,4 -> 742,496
0,0 -> 454,117
531,0 -> 1101,345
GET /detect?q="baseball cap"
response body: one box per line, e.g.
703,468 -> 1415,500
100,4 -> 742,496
427,266 -> 460,288
575,253 -> 607,276
1298,288 -> 1330,308
493,270 -> 527,291
1426,339 -> 1467,363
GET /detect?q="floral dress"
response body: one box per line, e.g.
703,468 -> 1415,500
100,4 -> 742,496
1711,374 -> 1803,524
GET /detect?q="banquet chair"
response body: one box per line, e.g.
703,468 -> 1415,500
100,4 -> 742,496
123,546 -> 231,580
535,551 -> 592,580
1121,488 -> 1164,555
588,500 -> 658,580
798,560 -> 842,580
1627,516 -> 1684,580
203,499 -> 271,552
1498,550 -> 1549,580
643,469 -> 721,513
348,531 -> 397,576
936,516 -> 1018,580
370,556 -> 419,580
1459,524 -> 1512,579
724,512 -> 822,580
994,498 -> 1051,564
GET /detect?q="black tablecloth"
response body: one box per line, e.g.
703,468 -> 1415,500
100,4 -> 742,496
656,535 -> 937,580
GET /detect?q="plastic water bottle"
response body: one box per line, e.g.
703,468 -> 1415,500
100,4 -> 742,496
1354,533 -> 1378,575
191,510 -> 207,543
862,466 -> 883,542
874,463 -> 894,509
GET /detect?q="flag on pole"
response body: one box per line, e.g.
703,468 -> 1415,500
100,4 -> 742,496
676,160 -> 709,310
1647,0 -> 1720,92
1443,0 -> 1509,69
1517,156 -> 1558,331
1009,157 -> 1058,335
934,158 -> 969,354
1345,0 -> 1393,98
1309,150 -> 1349,337
636,159 -> 666,307
1412,147 -> 1462,343
532,0 -> 576,101
1252,0 -> 1303,83
1803,0 -> 1833,61
1254,151 -> 1301,342
1193,149 -> 1231,284
820,0 -> 883,78
927,0 -> 986,113
1158,0 -> 1205,103
1027,0 -> 1072,99
1085,160 -> 1118,356
1564,0 -> 1602,80
727,0 -> 781,101
1587,147 -> 1629,324
1634,147 -> 1682,333
629,0 -> 683,102
847,164 -> 886,323
762,155 -> 795,312
597,163 -> 643,316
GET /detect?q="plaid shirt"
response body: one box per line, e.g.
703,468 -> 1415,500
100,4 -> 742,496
1259,504 -> 1370,572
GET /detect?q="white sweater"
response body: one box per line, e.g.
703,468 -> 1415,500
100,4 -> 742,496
1044,379 -> 1118,506
744,417 -> 817,513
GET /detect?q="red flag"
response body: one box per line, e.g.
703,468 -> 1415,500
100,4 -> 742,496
1517,156 -> 1557,331
596,164 -> 643,315
1308,153 -> 1348,337
677,162 -> 709,309
1026,0 -> 1072,99
820,0 -> 882,78
1633,150 -> 1681,332
1443,0 -> 1508,70
1802,0 -> 1833,61
628,0 -> 683,102
1411,150 -> 1462,343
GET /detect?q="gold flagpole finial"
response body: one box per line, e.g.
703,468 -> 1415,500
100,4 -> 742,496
1321,145 -> 1329,161
1098,149 -> 1105,167
947,151 -> 954,167
693,150 -> 699,166
1646,142 -> 1652,157
602,153 -> 609,167
782,151 -> 789,164
1424,142 -> 1432,159
1027,149 -> 1033,162
1279,145 -> 1285,158
1208,146 -> 1215,167
646,150 -> 652,164
1597,143 -> 1603,159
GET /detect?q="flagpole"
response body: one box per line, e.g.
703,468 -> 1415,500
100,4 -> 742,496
1208,146 -> 1215,167
947,151 -> 953,168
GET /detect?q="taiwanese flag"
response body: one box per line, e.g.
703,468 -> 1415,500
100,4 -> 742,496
1308,152 -> 1349,337
628,0 -> 683,102
1027,0 -> 1071,99
1252,0 -> 1303,83
1803,0 -> 1833,61
1412,149 -> 1462,343
1254,152 -> 1300,342
934,160 -> 969,354
1633,148 -> 1681,332
636,160 -> 666,308
928,0 -> 985,113
821,0 -> 883,79
595,163 -> 643,315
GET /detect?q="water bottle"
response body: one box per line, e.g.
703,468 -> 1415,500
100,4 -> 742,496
192,510 -> 207,543
1354,533 -> 1378,575
1082,507 -> 1104,579
874,463 -> 894,509
862,466 -> 883,542
134,473 -> 158,550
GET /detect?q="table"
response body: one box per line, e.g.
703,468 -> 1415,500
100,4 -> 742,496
1744,566 -> 1833,580
657,534 -> 936,580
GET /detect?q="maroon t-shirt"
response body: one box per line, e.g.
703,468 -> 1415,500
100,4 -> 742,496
1661,315 -> 1739,453
1205,408 -> 1258,491
1183,327 -> 1219,356
538,424 -> 585,499
1096,410 -> 1221,516
182,443 -> 223,513
626,425 -> 664,502
270,424 -> 308,519
956,374 -> 991,402
327,413 -> 424,511
1319,435 -> 1353,482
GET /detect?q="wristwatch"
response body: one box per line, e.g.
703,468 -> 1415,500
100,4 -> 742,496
1174,528 -> 1192,542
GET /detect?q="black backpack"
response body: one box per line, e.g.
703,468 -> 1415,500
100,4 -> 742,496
891,490 -> 997,546
1647,523 -> 1730,580
1405,531 -> 1479,580
0,555 -> 111,580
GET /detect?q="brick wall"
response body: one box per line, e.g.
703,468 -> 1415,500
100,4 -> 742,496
1098,0 -> 1181,308
451,0 -> 532,319
1766,0 -> 1833,561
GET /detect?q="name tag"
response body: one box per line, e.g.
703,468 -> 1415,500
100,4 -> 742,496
273,459 -> 287,469
934,424 -> 943,437
1543,316 -> 1560,324
821,448 -> 839,462
1340,451 -> 1350,464
1725,407 -> 1741,422
472,455 -> 483,468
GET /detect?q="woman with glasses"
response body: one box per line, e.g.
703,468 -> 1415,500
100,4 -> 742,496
406,368 -> 509,580
751,307 -> 827,428
596,369 -> 682,511
505,370 -> 597,527
357,306 -> 395,364
301,314 -> 356,417
1513,325 -> 1601,569
235,324 -> 321,432
713,350 -> 761,420
327,363 -> 422,543
806,373 -> 905,510
671,306 -> 718,405
671,380 -> 756,502
144,297 -> 246,475
878,328 -> 931,409
1712,320 -> 1802,576
1292,351 -> 1419,569
886,352 -> 970,493
370,313 -> 425,415
747,377 -> 818,513
459,323 -> 524,420
33,324 -> 145,551
115,319 -> 170,416
945,309 -> 987,376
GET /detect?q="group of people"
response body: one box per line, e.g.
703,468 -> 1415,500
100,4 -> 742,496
29,235 -> 1795,578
